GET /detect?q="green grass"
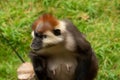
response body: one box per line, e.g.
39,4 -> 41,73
0,0 -> 120,80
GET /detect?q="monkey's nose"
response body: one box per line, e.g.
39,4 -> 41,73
30,37 -> 43,51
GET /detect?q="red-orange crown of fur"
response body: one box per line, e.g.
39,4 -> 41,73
32,14 -> 59,33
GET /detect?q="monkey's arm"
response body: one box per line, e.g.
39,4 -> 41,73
29,51 -> 47,80
75,50 -> 98,80
64,20 -> 98,80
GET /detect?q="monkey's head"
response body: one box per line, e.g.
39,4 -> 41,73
30,14 -> 68,51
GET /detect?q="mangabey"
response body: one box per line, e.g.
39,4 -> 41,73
29,14 -> 98,80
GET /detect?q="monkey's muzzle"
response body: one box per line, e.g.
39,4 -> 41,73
30,38 -> 43,51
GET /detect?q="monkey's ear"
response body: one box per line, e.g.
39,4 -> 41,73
53,29 -> 61,36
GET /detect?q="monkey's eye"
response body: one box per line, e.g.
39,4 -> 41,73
43,35 -> 47,38
34,32 -> 47,38
53,29 -> 61,36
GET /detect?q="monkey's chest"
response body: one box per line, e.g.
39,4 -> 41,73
47,56 -> 77,80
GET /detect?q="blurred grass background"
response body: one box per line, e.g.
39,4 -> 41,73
0,0 -> 120,80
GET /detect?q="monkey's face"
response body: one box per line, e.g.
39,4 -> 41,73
30,14 -> 67,51
31,28 -> 64,51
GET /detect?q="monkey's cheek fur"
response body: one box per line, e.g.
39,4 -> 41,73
44,44 -> 56,48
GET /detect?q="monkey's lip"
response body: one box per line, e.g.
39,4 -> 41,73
32,48 -> 42,51
33,49 -> 40,51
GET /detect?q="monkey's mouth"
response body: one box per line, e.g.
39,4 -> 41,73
32,44 -> 55,52
33,48 -> 41,51
31,47 -> 42,52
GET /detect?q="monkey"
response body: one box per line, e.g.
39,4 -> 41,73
29,14 -> 98,80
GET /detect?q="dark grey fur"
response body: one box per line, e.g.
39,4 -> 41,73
29,20 -> 98,80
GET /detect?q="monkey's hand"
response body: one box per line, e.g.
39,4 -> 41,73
29,51 -> 47,80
